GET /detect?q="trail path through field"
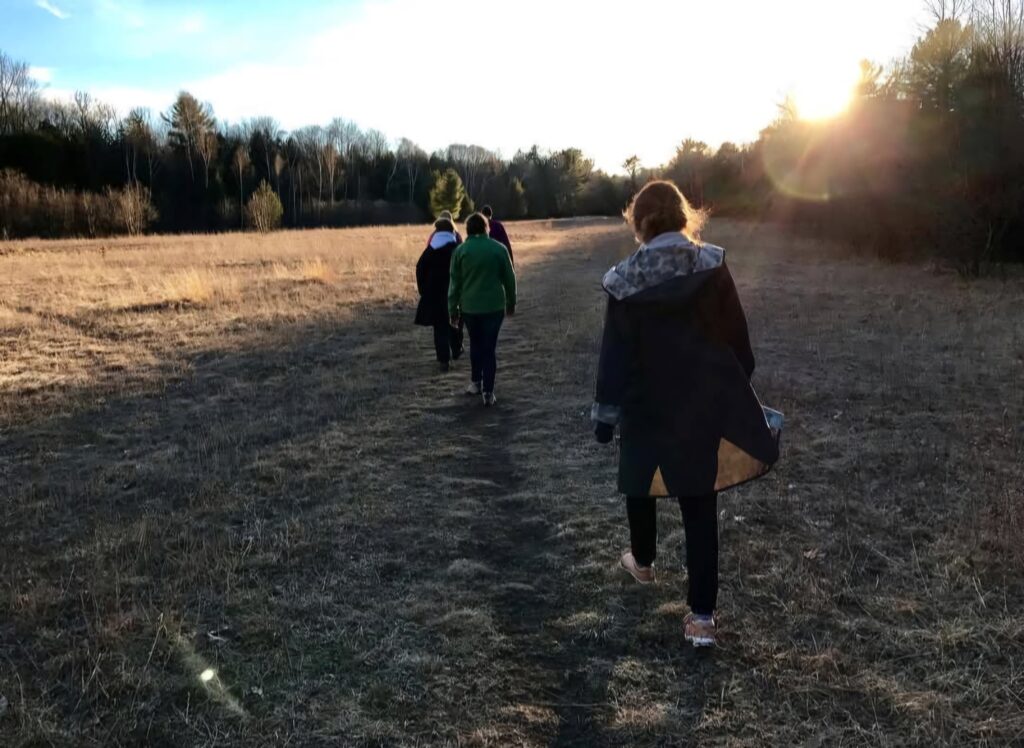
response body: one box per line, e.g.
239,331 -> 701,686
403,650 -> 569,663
2,221 -> 1023,746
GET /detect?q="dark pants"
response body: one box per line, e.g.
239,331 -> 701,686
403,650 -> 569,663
432,321 -> 463,364
626,493 -> 718,615
463,311 -> 504,392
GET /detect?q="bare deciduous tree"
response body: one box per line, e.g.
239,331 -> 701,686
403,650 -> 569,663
0,52 -> 39,135
397,137 -> 426,204
447,144 -> 498,202
233,143 -> 250,228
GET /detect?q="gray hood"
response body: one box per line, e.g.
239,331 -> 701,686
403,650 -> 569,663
602,232 -> 725,301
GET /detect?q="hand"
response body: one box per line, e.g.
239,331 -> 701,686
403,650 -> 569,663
506,306 -> 516,317
594,422 -> 614,444
450,314 -> 461,328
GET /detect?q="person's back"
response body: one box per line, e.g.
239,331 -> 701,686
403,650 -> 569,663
415,218 -> 464,371
449,213 -> 516,406
481,205 -> 513,266
592,180 -> 779,650
449,236 -> 516,316
601,235 -> 765,491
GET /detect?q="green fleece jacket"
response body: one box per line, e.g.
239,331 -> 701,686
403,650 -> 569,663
448,235 -> 517,316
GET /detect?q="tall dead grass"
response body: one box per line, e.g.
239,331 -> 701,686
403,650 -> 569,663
0,221 -> 602,427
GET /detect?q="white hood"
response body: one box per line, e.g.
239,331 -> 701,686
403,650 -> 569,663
429,231 -> 458,249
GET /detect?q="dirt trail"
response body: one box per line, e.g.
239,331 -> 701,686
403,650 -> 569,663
404,237 -> 720,745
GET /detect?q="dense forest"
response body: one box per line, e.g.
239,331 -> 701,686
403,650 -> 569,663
1,0 -> 1023,268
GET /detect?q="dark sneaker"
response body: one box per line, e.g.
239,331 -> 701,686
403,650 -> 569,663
683,613 -> 717,648
439,361 -> 450,373
482,392 -> 497,407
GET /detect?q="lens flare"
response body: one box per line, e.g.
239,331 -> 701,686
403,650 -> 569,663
762,129 -> 835,202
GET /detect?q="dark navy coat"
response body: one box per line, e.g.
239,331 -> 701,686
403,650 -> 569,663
593,233 -> 780,497
414,235 -> 459,327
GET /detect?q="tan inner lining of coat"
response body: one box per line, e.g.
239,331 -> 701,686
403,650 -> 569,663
714,438 -> 768,492
647,439 -> 767,496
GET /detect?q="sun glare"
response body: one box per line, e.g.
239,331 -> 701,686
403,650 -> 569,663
791,64 -> 862,122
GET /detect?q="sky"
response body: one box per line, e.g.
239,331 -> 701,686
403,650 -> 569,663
2,0 -> 932,173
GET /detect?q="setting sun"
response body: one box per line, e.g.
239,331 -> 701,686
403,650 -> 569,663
791,64 -> 863,121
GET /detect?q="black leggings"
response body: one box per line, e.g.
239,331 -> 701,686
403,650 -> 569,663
432,321 -> 464,364
626,493 -> 718,615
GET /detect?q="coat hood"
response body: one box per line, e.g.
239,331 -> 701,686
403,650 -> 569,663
602,232 -> 725,302
429,231 -> 459,249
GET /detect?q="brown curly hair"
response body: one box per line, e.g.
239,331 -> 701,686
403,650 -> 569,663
624,180 -> 707,243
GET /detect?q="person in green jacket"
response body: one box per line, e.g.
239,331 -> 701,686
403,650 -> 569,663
448,212 -> 517,406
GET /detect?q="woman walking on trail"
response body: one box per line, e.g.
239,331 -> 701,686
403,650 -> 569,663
481,205 -> 513,266
415,217 -> 464,372
592,180 -> 780,648
449,212 -> 517,406
425,210 -> 462,248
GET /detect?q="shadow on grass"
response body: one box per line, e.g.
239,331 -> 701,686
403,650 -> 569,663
0,240 -> 644,745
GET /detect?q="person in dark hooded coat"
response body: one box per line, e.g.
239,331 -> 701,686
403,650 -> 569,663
415,218 -> 464,371
592,180 -> 781,648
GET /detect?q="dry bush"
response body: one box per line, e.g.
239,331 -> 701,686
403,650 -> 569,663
160,268 -> 238,305
110,184 -> 158,236
0,169 -> 157,239
269,257 -> 336,285
246,181 -> 283,233
298,257 -> 336,284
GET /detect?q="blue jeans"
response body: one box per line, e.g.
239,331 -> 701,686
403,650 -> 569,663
463,311 -> 505,393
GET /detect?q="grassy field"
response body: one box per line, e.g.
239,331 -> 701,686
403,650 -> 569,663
1,218 -> 1022,746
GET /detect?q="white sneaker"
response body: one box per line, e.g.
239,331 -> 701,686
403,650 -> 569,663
483,392 -> 496,407
683,613 -> 717,648
465,381 -> 482,396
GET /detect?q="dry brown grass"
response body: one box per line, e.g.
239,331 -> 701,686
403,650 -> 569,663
1,218 -> 1022,746
0,222 -> 573,428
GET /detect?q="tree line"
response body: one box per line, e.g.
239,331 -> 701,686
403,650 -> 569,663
0,64 -> 631,239
2,0 -> 1023,269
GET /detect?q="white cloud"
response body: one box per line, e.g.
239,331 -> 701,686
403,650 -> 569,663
29,66 -> 54,84
43,83 -> 175,118
36,0 -> 70,20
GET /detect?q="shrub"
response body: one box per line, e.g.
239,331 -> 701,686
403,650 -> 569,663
0,169 -> 156,239
110,185 -> 158,236
429,169 -> 467,219
246,181 -> 283,233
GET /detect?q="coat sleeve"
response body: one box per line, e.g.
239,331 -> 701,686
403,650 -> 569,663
592,296 -> 631,426
500,249 -> 517,311
447,248 -> 462,318
493,223 -> 514,265
718,263 -> 755,378
415,249 -> 429,296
